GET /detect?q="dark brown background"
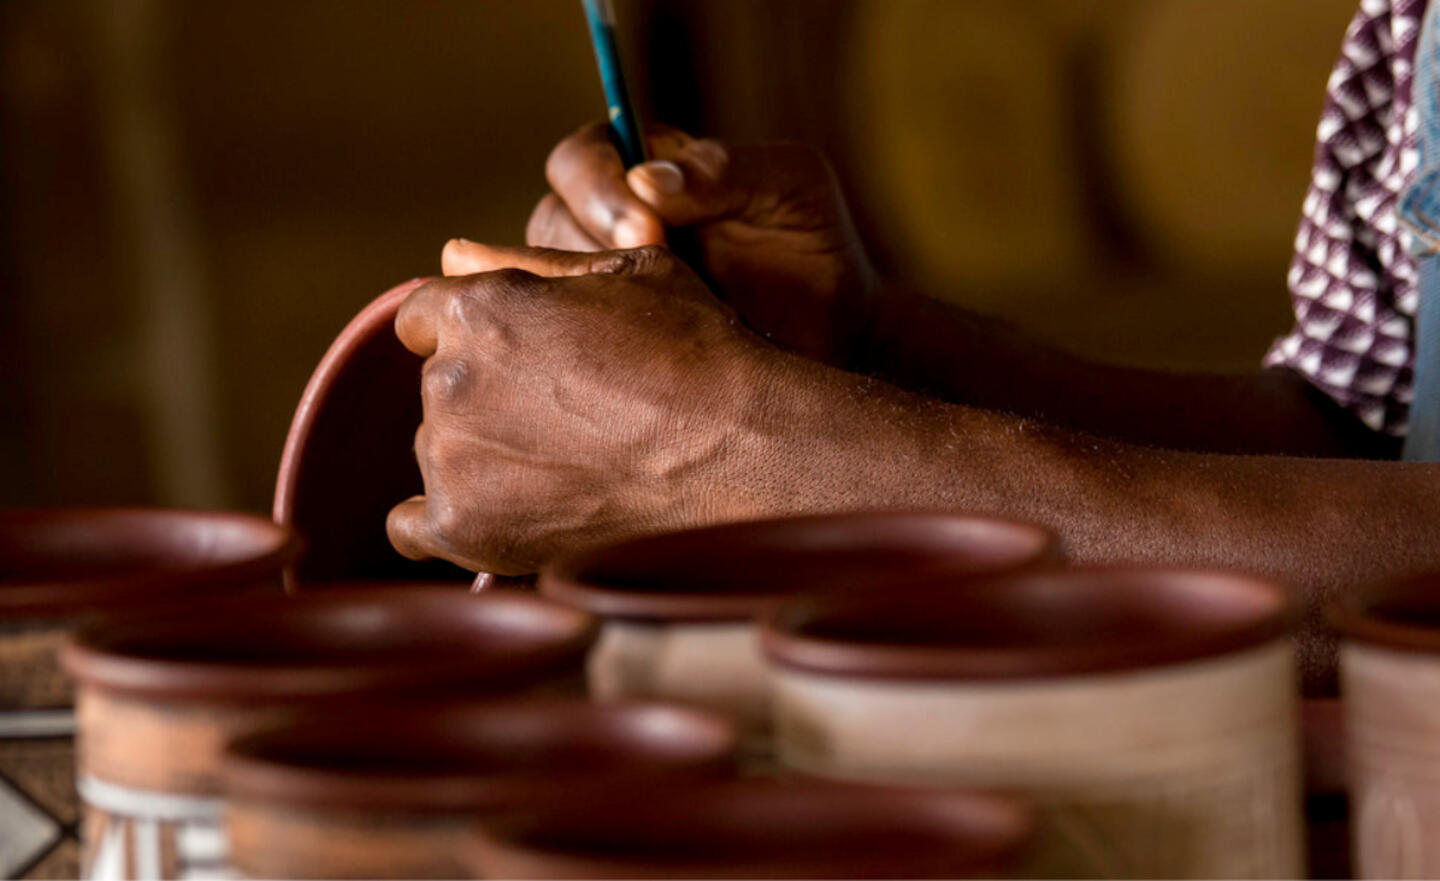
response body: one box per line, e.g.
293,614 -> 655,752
0,0 -> 1361,514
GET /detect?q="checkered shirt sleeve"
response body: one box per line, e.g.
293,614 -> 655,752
1264,0 -> 1424,435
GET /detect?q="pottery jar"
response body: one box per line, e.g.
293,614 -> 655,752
1334,572 -> 1440,879
221,698 -> 737,879
0,508 -> 297,880
539,511 -> 1056,762
465,777 -> 1033,879
61,585 -> 596,881
762,567 -> 1304,879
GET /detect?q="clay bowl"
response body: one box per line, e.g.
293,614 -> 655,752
274,278 -> 470,586
221,699 -> 739,879
760,567 -> 1304,879
61,585 -> 597,880
539,511 -> 1057,752
0,507 -> 297,878
1332,571 -> 1440,878
0,507 -> 299,622
465,778 -> 1032,879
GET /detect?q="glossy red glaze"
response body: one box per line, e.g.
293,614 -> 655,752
221,699 -> 738,812
0,507 -> 299,620
762,566 -> 1293,680
466,778 -> 1032,879
540,511 -> 1058,622
62,585 -> 596,702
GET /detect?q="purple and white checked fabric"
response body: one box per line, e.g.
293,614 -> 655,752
1264,0 -> 1425,435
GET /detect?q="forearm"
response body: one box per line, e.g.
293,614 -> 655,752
747,355 -> 1439,693
855,284 -> 1397,459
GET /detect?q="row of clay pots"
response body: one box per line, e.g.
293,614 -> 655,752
0,508 -> 300,880
12,504 -> 1440,879
537,517 -> 1304,878
1,507 -> 1044,881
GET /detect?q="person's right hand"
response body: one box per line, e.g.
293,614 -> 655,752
465,123 -> 878,367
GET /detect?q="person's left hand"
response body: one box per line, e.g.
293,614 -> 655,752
385,240 -> 810,574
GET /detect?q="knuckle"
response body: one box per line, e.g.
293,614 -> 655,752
421,357 -> 471,408
593,244 -> 668,276
425,495 -> 467,546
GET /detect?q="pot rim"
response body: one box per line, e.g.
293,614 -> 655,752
61,585 -> 597,701
760,565 -> 1293,680
539,511 -> 1059,623
220,698 -> 738,812
1332,570 -> 1440,655
464,778 -> 1032,879
271,278 -> 428,589
0,507 -> 301,620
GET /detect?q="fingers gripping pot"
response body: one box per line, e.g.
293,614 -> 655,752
761,567 -> 1304,879
1334,572 -> 1440,879
219,699 -> 738,879
0,508 -> 297,880
465,777 -> 1033,879
61,586 -> 595,880
539,512 -> 1056,763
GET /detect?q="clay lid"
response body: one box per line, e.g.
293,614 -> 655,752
62,585 -> 597,701
762,567 -> 1292,680
0,508 -> 300,620
1332,570 -> 1440,654
221,699 -> 738,812
465,778 -> 1032,879
540,511 -> 1058,622
274,278 -> 470,586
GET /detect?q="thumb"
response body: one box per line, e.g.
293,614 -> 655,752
627,137 -> 831,230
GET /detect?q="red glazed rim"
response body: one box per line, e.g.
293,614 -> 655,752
761,566 -> 1293,680
272,278 -> 426,535
539,511 -> 1059,623
0,507 -> 300,620
61,585 -> 597,701
1332,570 -> 1440,654
221,699 -> 738,812
466,778 -> 1032,879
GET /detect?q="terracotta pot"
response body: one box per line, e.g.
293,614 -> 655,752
540,511 -> 1056,763
761,567 -> 1304,879
465,777 -> 1032,879
220,699 -> 738,879
61,585 -> 596,881
0,507 -> 297,880
1333,571 -> 1440,879
273,278 -> 472,587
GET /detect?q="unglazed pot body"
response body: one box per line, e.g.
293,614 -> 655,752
0,620 -> 79,880
590,621 -> 770,760
772,641 -> 1303,879
1343,642 -> 1440,879
75,690 -> 295,880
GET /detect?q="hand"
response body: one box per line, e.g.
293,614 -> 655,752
385,242 -> 807,574
460,123 -> 879,366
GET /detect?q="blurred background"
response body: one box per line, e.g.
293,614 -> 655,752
0,0 -> 1361,513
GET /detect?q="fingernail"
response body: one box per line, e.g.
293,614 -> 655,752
613,216 -> 649,249
635,160 -> 685,195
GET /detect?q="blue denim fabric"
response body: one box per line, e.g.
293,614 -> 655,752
1400,0 -> 1440,458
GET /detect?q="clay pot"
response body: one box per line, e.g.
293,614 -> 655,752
465,777 -> 1032,879
274,278 -> 472,587
540,511 -> 1055,763
0,507 -> 297,880
1334,571 -> 1440,878
761,567 -> 1304,879
61,585 -> 596,881
221,699 -> 738,879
